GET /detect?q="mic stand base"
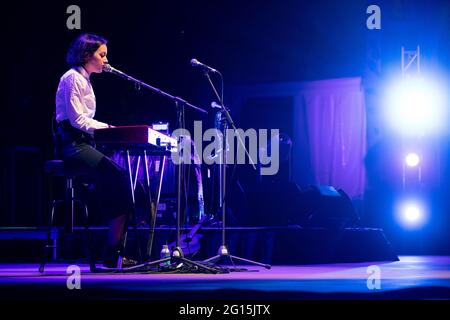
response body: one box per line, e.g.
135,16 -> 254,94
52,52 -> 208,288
116,246 -> 220,274
204,245 -> 271,269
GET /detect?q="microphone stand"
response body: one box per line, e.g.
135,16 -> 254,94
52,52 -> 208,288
201,71 -> 271,270
105,67 -> 218,273
106,68 -> 207,114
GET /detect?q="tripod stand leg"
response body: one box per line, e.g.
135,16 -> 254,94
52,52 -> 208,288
171,246 -> 220,273
121,255 -> 219,274
203,245 -> 271,269
204,254 -> 270,269
176,257 -> 219,273
123,256 -> 171,271
228,255 -> 271,269
203,255 -> 221,264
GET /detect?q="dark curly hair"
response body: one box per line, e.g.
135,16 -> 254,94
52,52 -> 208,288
66,33 -> 108,68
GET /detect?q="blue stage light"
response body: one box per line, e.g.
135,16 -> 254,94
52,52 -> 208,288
396,200 -> 428,230
405,152 -> 420,167
384,76 -> 447,136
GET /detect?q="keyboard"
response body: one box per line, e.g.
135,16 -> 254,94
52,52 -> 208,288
94,125 -> 177,153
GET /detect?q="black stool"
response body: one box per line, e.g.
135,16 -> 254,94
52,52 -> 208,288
39,160 -> 96,273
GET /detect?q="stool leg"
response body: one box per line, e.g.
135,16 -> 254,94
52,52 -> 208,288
84,205 -> 97,272
40,177 -> 95,273
76,199 -> 96,272
65,178 -> 75,233
39,200 -> 61,273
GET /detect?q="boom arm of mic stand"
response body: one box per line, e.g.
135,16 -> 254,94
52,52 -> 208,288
204,72 -> 257,170
111,71 -> 208,114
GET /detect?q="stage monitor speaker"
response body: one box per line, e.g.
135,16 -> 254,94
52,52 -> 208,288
299,185 -> 360,229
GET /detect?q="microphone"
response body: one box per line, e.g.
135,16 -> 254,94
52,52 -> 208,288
211,101 -> 222,109
190,58 -> 218,74
103,64 -> 127,77
211,101 -> 229,112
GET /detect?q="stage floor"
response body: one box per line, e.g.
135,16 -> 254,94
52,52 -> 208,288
0,256 -> 449,300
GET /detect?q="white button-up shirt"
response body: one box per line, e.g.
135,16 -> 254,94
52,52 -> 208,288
55,67 -> 109,134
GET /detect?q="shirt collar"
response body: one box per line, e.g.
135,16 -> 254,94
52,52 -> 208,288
75,66 -> 90,81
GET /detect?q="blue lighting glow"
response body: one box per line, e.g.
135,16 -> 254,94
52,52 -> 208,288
384,76 -> 447,136
396,200 -> 428,230
405,153 -> 420,167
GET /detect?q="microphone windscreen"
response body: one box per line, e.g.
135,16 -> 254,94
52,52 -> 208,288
103,64 -> 112,72
190,58 -> 199,66
211,101 -> 221,109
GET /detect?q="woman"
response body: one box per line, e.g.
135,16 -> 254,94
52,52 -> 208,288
55,33 -> 134,268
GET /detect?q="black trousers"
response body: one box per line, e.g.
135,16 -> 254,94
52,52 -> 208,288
57,122 -> 133,265
58,125 -> 133,220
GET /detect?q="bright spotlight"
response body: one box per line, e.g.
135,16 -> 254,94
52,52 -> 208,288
404,205 -> 421,222
384,76 -> 447,136
396,200 -> 427,229
405,153 -> 420,167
